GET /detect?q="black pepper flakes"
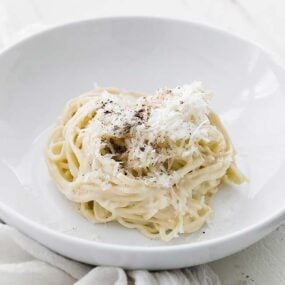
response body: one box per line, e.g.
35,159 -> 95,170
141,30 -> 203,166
165,89 -> 173,94
122,123 -> 132,133
134,108 -> 145,120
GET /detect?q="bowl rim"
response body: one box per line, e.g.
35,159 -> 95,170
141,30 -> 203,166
0,15 -> 285,253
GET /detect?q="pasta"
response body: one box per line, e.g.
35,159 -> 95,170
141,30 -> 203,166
45,82 -> 244,241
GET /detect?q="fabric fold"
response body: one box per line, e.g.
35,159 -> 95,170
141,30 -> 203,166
0,223 -> 220,285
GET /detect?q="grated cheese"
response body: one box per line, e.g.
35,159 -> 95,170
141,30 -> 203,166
83,82 -> 223,188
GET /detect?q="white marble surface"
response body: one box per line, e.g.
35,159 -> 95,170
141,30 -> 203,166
0,0 -> 284,284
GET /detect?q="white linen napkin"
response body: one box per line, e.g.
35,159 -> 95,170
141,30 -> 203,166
0,222 -> 220,285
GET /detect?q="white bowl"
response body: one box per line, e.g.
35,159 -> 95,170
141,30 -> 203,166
0,17 -> 285,270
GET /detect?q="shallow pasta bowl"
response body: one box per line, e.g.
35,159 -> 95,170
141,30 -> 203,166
0,16 -> 285,269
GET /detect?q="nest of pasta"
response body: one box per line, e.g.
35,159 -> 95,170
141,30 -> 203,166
45,83 -> 244,241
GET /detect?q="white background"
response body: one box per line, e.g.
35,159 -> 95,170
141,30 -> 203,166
0,0 -> 284,284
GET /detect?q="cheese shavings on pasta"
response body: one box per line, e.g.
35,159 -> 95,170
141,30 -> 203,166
45,82 -> 244,241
